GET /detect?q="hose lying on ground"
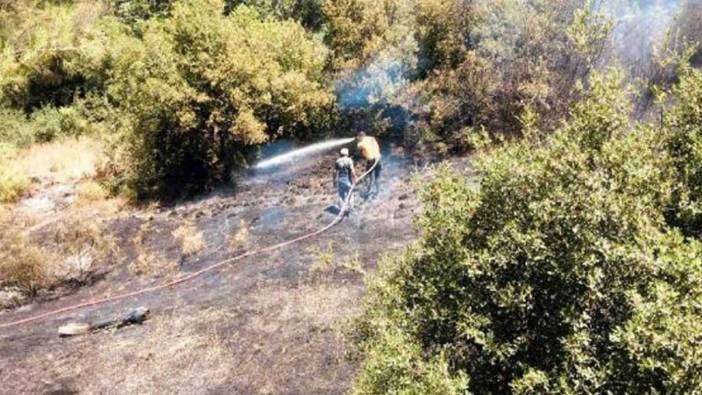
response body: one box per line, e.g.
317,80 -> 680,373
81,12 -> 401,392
0,158 -> 379,330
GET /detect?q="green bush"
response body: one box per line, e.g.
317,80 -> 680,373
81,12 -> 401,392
30,106 -> 91,142
79,1 -> 334,199
224,0 -> 325,29
112,0 -> 173,25
0,109 -> 34,148
351,70 -> 702,393
0,1 -> 106,112
664,63 -> 702,236
351,325 -> 468,395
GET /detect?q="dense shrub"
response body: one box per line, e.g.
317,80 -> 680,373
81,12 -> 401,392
30,106 -> 93,142
0,109 -> 35,148
0,105 -> 96,149
351,326 -> 468,395
3,0 -> 691,200
351,70 -> 702,393
224,0 -> 326,29
0,1 -> 108,112
322,0 -> 611,149
409,0 -> 611,143
79,1 -> 335,198
111,0 -> 173,25
664,63 -> 702,236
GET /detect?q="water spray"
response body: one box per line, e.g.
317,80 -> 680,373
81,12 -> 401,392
255,137 -> 354,169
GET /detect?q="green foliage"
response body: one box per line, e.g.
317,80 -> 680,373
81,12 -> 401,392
225,0 -> 325,29
0,109 -> 35,148
566,0 -> 612,64
111,0 -> 173,25
352,326 -> 468,395
413,0 -> 473,77
79,1 -> 334,198
0,164 -> 30,203
30,105 -> 93,142
664,63 -> 702,236
351,70 -> 702,393
0,104 -> 96,149
322,0 -> 381,70
0,1 -> 108,112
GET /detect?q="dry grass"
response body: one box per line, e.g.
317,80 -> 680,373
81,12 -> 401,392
0,213 -> 118,295
253,283 -> 361,329
129,222 -> 176,276
0,235 -> 56,294
0,158 -> 30,203
308,243 -> 366,279
0,135 -> 124,298
228,219 -> 250,252
18,136 -> 101,184
340,251 -> 366,276
76,308 -> 237,394
172,223 -> 205,257
308,241 -> 336,277
0,210 -> 56,293
74,180 -> 108,205
1,136 -> 106,205
129,251 -> 175,276
51,218 -> 118,280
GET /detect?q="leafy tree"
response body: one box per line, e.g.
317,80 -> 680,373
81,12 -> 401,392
351,70 -> 702,393
411,0 -> 611,143
0,1 -> 108,112
414,0 -> 474,77
79,1 -> 334,198
323,0 -> 611,149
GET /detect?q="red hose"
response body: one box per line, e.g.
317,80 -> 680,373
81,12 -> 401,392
0,158 -> 379,330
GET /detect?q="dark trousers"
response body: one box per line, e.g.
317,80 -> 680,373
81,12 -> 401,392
365,158 -> 382,197
338,180 -> 354,210
338,180 -> 352,202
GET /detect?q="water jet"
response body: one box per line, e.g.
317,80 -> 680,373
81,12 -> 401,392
254,138 -> 354,169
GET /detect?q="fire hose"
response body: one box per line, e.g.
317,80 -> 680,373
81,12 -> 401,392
0,158 -> 379,330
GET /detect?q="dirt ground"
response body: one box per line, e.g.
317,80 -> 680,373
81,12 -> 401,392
0,143 -> 463,394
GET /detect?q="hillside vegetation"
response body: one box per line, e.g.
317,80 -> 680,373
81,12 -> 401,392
351,65 -> 702,393
5,0 -> 699,200
1,0 -> 702,394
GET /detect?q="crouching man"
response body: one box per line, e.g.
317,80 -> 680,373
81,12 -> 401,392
334,148 -> 356,212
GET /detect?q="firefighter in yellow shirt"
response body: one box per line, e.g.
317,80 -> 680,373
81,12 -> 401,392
355,131 -> 382,198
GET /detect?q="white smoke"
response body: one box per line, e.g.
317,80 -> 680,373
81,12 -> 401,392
599,0 -> 685,74
336,55 -> 410,110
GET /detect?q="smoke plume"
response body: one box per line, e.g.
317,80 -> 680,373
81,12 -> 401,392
599,0 -> 685,74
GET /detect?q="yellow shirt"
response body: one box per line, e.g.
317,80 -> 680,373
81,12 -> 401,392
357,136 -> 381,160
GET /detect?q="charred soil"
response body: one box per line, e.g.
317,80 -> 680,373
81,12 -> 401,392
0,145 -> 471,394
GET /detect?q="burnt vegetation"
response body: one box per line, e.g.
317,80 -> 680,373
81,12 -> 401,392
1,0 -> 702,393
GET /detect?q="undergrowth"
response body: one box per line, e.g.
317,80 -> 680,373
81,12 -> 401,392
0,215 -> 118,297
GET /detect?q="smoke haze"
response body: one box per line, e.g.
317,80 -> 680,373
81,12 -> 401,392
600,0 -> 685,75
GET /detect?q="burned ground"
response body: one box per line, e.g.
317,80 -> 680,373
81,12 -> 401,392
0,145 -> 465,394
